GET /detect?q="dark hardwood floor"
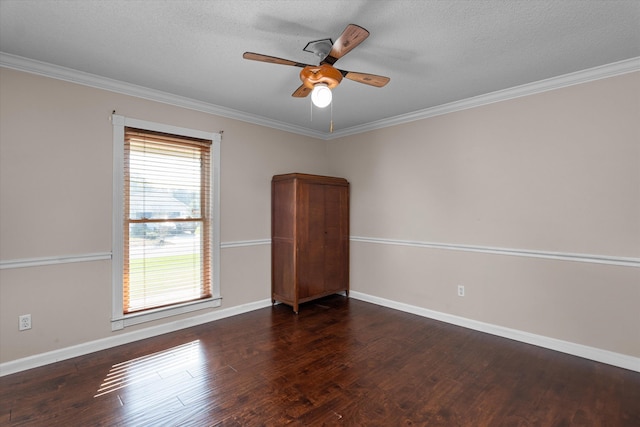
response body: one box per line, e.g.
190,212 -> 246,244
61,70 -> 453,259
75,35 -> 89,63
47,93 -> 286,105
1,295 -> 639,426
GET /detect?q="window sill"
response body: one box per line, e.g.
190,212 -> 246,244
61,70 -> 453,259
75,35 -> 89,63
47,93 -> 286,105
111,297 -> 222,331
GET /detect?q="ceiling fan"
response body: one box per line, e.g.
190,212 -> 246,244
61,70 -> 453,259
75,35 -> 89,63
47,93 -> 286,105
243,24 -> 390,108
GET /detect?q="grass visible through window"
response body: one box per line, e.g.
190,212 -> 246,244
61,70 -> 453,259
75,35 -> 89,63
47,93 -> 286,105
128,253 -> 202,311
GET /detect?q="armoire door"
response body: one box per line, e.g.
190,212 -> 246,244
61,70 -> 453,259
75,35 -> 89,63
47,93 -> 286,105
322,183 -> 349,293
297,181 -> 326,300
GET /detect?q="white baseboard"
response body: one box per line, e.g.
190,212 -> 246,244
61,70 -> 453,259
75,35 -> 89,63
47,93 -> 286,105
0,299 -> 273,377
3,293 -> 638,376
349,291 -> 640,373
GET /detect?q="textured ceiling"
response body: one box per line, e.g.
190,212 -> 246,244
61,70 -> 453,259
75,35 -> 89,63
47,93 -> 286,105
1,0 -> 639,137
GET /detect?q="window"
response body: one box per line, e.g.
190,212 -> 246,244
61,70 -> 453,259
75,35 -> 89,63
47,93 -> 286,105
112,115 -> 220,330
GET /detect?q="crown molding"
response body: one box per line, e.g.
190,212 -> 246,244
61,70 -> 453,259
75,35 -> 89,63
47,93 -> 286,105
0,52 -> 326,140
327,56 -> 640,140
2,52 -> 638,141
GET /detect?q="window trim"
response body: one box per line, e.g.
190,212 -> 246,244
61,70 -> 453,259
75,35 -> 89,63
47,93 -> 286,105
111,115 -> 221,331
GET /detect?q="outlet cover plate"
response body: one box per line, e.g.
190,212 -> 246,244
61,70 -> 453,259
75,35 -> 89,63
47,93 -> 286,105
19,314 -> 32,331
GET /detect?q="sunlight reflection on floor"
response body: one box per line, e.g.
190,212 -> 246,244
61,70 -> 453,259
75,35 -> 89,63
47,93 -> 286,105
94,340 -> 203,398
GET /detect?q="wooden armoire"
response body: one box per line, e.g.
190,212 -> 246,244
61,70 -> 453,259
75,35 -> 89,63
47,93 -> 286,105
271,173 -> 349,313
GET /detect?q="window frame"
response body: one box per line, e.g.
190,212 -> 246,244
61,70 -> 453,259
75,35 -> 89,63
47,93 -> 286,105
111,115 -> 221,331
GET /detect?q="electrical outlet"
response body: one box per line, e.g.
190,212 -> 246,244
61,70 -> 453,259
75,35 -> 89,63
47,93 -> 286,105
457,285 -> 465,297
19,314 -> 32,331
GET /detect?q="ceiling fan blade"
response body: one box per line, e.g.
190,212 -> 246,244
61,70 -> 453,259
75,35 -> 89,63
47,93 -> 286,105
342,71 -> 390,87
292,85 -> 312,97
243,52 -> 311,68
321,24 -> 369,65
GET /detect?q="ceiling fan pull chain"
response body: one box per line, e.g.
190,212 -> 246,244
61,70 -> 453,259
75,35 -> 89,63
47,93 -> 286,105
330,101 -> 334,133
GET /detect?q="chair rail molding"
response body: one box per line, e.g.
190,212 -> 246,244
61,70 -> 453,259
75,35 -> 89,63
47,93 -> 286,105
0,253 -> 113,270
0,240 -> 272,270
350,236 -> 640,268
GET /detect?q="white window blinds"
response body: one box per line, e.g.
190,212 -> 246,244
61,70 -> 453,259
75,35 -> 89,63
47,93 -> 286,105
123,128 -> 212,314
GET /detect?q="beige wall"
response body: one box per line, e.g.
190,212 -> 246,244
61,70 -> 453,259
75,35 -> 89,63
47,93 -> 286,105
327,72 -> 640,357
1,67 -> 638,366
0,68 -> 330,363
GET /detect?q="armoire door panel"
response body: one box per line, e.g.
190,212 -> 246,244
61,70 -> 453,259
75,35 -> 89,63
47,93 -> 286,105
272,180 -> 295,240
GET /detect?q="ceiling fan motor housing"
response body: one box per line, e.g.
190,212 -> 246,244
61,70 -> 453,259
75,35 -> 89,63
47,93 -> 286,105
300,64 -> 343,89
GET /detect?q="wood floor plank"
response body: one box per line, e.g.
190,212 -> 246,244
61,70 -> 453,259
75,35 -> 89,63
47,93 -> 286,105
1,295 -> 639,426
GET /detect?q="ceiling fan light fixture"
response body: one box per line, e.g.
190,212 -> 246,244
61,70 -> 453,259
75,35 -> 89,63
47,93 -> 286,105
311,83 -> 332,108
